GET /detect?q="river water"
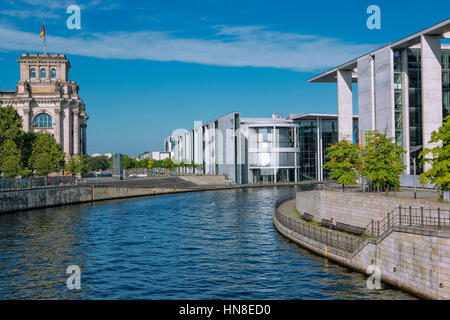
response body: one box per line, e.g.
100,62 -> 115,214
0,186 -> 416,299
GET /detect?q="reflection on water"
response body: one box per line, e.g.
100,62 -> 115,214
0,187 -> 416,299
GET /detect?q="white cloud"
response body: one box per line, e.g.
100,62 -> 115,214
0,24 -> 378,72
0,9 -> 60,19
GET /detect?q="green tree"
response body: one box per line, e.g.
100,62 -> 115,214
190,160 -> 197,174
0,139 -> 23,178
137,159 -> 149,168
123,155 -> 138,169
419,115 -> 450,192
161,158 -> 175,171
323,139 -> 361,190
88,155 -> 110,171
65,157 -> 79,175
361,131 -> 406,191
16,131 -> 37,170
65,155 -> 91,175
147,158 -> 156,170
29,133 -> 65,176
0,105 -> 23,144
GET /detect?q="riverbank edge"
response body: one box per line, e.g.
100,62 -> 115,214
0,181 -> 318,214
272,202 -> 433,300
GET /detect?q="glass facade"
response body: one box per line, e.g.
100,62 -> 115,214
408,49 -> 423,175
298,121 -> 317,181
404,48 -> 450,174
248,126 -> 298,183
394,50 -> 404,148
443,50 -> 450,118
275,127 -> 295,148
321,120 -> 339,180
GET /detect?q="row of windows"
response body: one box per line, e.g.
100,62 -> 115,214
30,68 -> 57,79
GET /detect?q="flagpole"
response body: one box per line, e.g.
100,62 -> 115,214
44,22 -> 47,55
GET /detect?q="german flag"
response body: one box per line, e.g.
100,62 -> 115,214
40,24 -> 45,39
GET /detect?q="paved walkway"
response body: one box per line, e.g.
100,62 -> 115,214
277,199 -> 361,243
324,183 -> 443,202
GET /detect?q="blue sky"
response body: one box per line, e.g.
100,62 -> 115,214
0,0 -> 449,156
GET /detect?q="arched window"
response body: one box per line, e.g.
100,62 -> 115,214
51,68 -> 56,78
30,68 -> 36,78
40,68 -> 46,78
34,113 -> 52,128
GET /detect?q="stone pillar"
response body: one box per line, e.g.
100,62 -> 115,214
83,125 -> 87,154
63,108 -> 71,157
375,47 -> 395,138
357,55 -> 376,147
54,109 -> 61,144
337,70 -> 353,141
73,109 -> 80,156
22,108 -> 30,132
421,35 -> 443,172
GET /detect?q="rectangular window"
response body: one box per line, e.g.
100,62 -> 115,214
442,51 -> 448,69
443,71 -> 449,89
444,92 -> 450,118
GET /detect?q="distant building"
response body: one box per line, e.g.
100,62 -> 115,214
163,136 -> 176,153
151,151 -> 172,161
168,112 -> 357,184
0,53 -> 88,158
137,152 -> 151,161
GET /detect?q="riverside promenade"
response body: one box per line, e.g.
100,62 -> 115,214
273,189 -> 450,300
0,175 -> 317,214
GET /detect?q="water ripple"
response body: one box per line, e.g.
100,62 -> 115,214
0,187 -> 416,300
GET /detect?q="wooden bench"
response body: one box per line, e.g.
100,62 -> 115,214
321,219 -> 366,236
302,212 -> 314,222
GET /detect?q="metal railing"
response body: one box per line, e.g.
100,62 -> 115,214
275,196 -> 450,255
0,176 -> 76,191
274,195 -> 356,253
372,206 -> 450,237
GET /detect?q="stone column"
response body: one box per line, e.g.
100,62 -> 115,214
83,125 -> 87,154
63,108 -> 71,157
22,108 -> 30,132
337,70 -> 353,141
73,109 -> 80,156
421,35 -> 443,172
54,108 -> 61,144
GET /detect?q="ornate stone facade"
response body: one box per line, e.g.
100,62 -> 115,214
0,53 -> 88,158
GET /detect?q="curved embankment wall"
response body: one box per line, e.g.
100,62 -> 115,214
296,190 -> 450,228
273,191 -> 450,300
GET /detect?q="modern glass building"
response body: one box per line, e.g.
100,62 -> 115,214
168,112 -> 357,184
309,19 -> 450,177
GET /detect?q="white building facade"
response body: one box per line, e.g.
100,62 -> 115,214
167,112 -> 356,184
310,19 -> 450,177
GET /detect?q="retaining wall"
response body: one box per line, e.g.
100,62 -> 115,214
296,190 -> 450,228
274,210 -> 450,300
0,186 -> 176,214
